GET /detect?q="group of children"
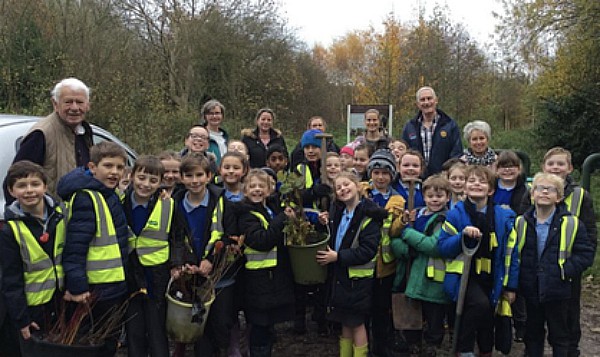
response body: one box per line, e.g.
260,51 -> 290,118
0,122 -> 595,357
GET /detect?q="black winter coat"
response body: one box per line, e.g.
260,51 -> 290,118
321,199 -> 387,315
238,200 -> 294,312
57,168 -> 129,301
518,206 -> 594,302
0,196 -> 64,329
241,127 -> 287,169
519,175 -> 597,253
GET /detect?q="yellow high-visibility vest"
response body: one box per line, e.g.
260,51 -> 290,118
244,211 -> 278,270
129,198 -> 174,266
203,196 -> 225,258
442,221 -> 501,276
70,190 -> 125,284
379,215 -> 395,264
348,218 -> 376,279
564,187 -> 584,217
9,204 -> 66,306
515,215 -> 578,281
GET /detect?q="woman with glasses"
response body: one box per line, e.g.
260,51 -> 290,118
200,99 -> 229,165
241,108 -> 288,169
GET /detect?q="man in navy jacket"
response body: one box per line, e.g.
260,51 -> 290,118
402,86 -> 462,177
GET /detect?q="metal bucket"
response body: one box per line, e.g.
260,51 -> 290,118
165,278 -> 215,343
287,235 -> 329,285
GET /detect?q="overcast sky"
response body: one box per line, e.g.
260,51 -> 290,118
279,0 -> 503,47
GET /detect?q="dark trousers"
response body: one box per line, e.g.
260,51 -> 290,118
567,277 -> 582,357
194,284 -> 236,357
126,294 -> 169,357
370,275 -> 394,355
249,323 -> 274,357
0,317 -> 21,357
456,279 -> 494,354
524,298 -> 570,357
422,301 -> 446,346
512,293 -> 527,328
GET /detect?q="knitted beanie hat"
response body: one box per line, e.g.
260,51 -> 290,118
339,145 -> 355,157
301,129 -> 323,148
367,149 -> 397,178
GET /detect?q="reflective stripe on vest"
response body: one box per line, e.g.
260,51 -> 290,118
9,204 -> 66,306
130,199 -> 174,266
348,218 -> 375,279
424,218 -> 445,281
380,215 -> 394,263
71,190 -> 125,284
298,164 -> 314,189
244,211 -> 277,270
564,187 -> 584,217
204,196 -> 225,258
503,223 -> 518,287
515,215 -> 577,280
426,258 -> 446,282
442,221 -> 458,236
497,296 -> 512,317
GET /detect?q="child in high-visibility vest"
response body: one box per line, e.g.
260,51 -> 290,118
293,130 -> 330,335
0,161 -> 66,355
170,152 -> 235,357
516,172 -> 593,357
57,141 -> 131,348
365,149 -> 405,356
238,169 -> 295,356
437,165 -> 519,357
316,172 -> 388,357
520,147 -> 597,355
392,174 -> 451,356
122,155 -> 189,357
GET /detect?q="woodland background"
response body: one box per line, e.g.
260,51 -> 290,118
0,0 -> 599,167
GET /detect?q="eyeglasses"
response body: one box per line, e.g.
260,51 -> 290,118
205,111 -> 222,117
533,185 -> 558,193
188,134 -> 209,141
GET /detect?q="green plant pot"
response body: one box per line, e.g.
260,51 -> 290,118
287,235 -> 330,285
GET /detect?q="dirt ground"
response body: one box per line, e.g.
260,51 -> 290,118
274,277 -> 600,357
118,278 -> 600,356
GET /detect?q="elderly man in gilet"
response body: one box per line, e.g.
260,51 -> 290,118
12,77 -> 93,198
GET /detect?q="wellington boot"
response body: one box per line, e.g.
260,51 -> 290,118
352,343 -> 368,357
339,337 -> 353,357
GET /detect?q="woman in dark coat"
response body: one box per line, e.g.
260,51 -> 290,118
241,108 -> 288,169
